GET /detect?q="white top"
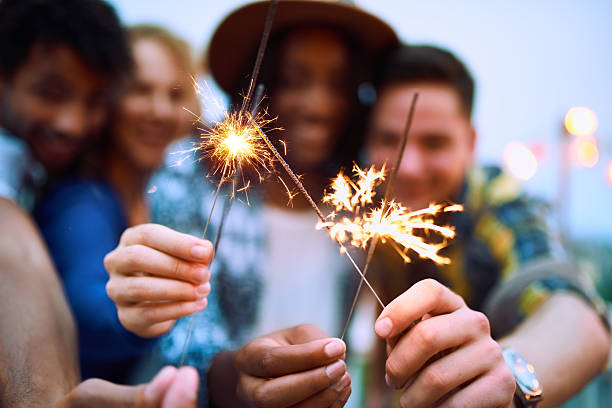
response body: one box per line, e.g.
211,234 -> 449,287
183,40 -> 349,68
248,204 -> 347,338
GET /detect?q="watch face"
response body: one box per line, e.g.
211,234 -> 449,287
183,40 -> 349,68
503,348 -> 543,400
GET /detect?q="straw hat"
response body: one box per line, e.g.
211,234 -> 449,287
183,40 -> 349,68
207,0 -> 398,95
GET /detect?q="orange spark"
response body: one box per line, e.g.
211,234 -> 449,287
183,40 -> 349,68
319,164 -> 463,264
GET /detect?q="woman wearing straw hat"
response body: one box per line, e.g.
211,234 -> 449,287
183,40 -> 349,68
106,0 -> 397,406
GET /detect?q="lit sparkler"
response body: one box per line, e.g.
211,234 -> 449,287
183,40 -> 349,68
179,0 -> 278,366
319,192 -> 463,264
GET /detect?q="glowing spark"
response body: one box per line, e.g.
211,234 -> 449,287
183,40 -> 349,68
277,176 -> 298,207
319,165 -> 463,264
279,140 -> 287,156
323,164 -> 386,212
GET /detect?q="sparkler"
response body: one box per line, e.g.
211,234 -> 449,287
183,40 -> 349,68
338,93 -> 417,339
179,0 -> 278,366
247,112 -> 386,308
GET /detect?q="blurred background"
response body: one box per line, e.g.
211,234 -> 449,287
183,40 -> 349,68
107,0 -> 612,405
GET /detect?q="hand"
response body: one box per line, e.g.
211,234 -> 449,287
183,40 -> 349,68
104,224 -> 213,337
54,366 -> 198,408
235,324 -> 352,408
374,279 -> 515,408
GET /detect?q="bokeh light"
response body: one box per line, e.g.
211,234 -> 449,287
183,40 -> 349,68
564,106 -> 598,137
607,160 -> 612,185
569,136 -> 600,168
503,142 -> 538,181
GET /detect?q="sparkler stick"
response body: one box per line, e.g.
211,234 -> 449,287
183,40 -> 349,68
178,0 -> 277,366
247,112 -> 385,308
340,93 -> 419,340
240,0 -> 277,116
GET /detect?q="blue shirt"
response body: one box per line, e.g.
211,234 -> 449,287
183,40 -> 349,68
34,179 -> 156,382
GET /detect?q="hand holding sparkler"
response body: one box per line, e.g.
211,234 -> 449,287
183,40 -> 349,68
234,324 -> 351,408
104,224 -> 213,338
374,279 -> 515,408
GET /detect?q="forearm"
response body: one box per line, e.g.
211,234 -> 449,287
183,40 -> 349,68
0,199 -> 79,407
207,350 -> 247,408
498,292 -> 610,407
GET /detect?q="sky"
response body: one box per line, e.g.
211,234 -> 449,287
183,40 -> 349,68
107,0 -> 612,241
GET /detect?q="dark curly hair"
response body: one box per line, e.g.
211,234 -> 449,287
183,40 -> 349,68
375,45 -> 475,118
0,0 -> 132,82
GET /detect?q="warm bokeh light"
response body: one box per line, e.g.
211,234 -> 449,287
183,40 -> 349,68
607,160 -> 612,185
503,142 -> 538,180
569,137 -> 599,168
564,106 -> 598,137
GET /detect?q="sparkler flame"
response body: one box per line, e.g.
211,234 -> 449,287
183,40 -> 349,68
197,110 -> 276,183
319,164 -> 463,264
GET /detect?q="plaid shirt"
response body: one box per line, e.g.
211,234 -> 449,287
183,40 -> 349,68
374,165 -> 607,338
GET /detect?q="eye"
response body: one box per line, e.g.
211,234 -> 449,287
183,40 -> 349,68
371,130 -> 400,148
169,86 -> 184,102
421,133 -> 452,151
32,84 -> 68,103
279,70 -> 309,90
129,80 -> 151,96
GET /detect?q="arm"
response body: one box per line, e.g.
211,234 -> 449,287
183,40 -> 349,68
0,198 -> 79,407
498,292 -> 610,407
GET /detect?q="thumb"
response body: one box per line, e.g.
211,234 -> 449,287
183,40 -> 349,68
161,366 -> 199,408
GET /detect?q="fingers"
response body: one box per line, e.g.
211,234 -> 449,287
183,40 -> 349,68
105,244 -> 211,285
236,336 -> 346,378
289,373 -> 351,408
398,338 -> 505,407
119,224 -> 214,265
240,360 -> 347,408
283,323 -> 329,344
375,279 -> 465,339
436,364 -> 515,408
384,308 -> 491,389
107,275 -> 211,304
118,299 -> 207,338
161,366 -> 199,408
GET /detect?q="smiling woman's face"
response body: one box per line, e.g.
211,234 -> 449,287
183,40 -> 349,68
270,27 -> 352,174
113,38 -> 187,172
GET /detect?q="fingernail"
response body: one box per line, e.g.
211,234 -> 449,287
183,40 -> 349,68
324,339 -> 345,358
191,245 -> 210,260
375,317 -> 393,337
385,373 -> 392,387
193,267 -> 208,282
195,297 -> 207,309
332,372 -> 350,392
196,283 -> 210,296
325,360 -> 346,381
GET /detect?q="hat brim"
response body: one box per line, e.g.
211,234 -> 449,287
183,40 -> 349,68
207,0 -> 398,95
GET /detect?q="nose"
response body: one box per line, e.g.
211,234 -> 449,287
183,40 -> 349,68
151,92 -> 175,122
302,84 -> 337,121
397,144 -> 425,179
54,103 -> 88,140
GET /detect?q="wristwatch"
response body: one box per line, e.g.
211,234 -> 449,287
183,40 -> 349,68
502,348 -> 543,407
